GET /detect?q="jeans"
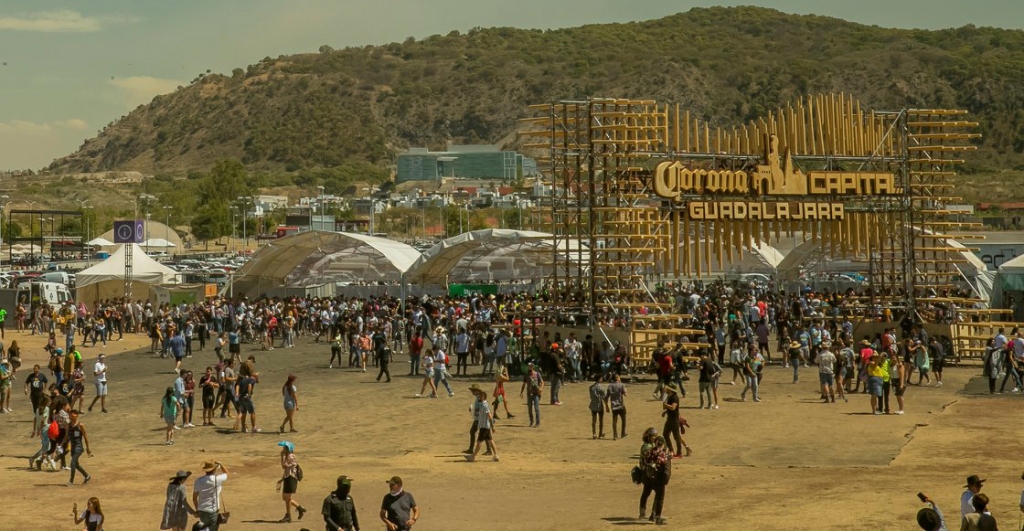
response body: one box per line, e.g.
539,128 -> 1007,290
69,446 -> 88,482
1000,367 -> 1022,392
792,362 -> 799,383
612,409 -> 627,437
600,361 -> 611,379
198,510 -> 221,531
639,479 -> 666,518
570,358 -> 581,381
482,355 -> 495,376
699,381 -> 712,407
550,375 -> 562,403
409,353 -> 420,375
527,394 -> 541,426
433,369 -> 453,396
742,375 -> 759,401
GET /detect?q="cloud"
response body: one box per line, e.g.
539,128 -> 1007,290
108,76 -> 182,108
0,10 -> 102,32
0,119 -> 90,170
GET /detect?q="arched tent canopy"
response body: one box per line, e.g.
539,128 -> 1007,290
75,243 -> 178,302
231,231 -> 421,297
990,253 -> 1024,316
98,219 -> 183,249
405,229 -> 568,285
676,240 -> 784,275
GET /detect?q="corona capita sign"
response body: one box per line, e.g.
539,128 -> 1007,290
653,136 -> 899,220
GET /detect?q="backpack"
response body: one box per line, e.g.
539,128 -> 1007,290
47,420 -> 59,439
529,373 -> 542,394
295,463 -> 303,482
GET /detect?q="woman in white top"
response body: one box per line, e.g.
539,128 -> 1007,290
279,375 -> 298,434
73,497 -> 104,531
416,352 -> 436,398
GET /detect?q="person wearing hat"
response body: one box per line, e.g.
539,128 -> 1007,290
787,340 -> 804,384
88,353 -> 108,414
161,470 -> 196,531
380,476 -> 418,531
961,474 -> 986,520
464,384 -> 485,454
192,460 -> 229,531
915,493 -> 946,531
660,383 -> 690,458
817,341 -> 837,403
322,475 -> 359,531
466,384 -> 499,462
276,441 -> 307,523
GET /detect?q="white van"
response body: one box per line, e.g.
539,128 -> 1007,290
18,281 -> 73,308
39,271 -> 71,285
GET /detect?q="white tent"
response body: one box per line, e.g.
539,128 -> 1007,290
405,229 -> 558,285
142,238 -> 176,248
75,244 -> 178,302
86,237 -> 115,247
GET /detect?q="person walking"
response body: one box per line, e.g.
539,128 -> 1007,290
466,386 -> 499,462
193,461 -> 229,531
491,365 -> 514,420
322,475 -> 359,531
415,351 -> 436,398
280,374 -> 299,434
637,429 -> 671,525
740,347 -> 763,403
236,371 -> 260,433
376,342 -> 392,383
275,441 -> 307,523
520,362 -> 544,428
913,340 -> 932,386
161,470 -> 196,531
607,373 -> 628,439
380,476 -> 419,531
329,334 -> 344,369
817,341 -> 837,403
660,383 -> 690,458
588,374 -> 609,439
408,330 -> 423,376
65,409 -> 92,486
87,353 -> 108,413
891,352 -> 907,415
430,345 -> 454,398
867,353 -> 885,415
787,341 -> 803,383
160,386 -> 178,445
73,497 -> 104,531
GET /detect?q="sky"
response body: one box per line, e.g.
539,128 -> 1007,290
1,0 -> 1022,171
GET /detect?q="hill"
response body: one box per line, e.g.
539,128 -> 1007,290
47,6 -> 1024,199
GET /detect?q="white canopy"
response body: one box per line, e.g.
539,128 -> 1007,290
405,229 -> 556,285
86,237 -> 115,247
231,231 -> 422,297
75,243 -> 178,301
142,238 -> 176,248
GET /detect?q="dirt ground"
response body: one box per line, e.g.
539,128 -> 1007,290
1,329 -> 1019,531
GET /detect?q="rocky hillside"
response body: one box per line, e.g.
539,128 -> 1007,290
49,6 -> 1024,180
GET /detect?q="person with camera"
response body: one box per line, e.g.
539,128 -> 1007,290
192,460 -> 229,531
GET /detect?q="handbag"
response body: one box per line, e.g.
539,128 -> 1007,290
216,474 -> 230,524
630,465 -> 642,485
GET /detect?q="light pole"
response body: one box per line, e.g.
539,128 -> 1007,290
316,186 -> 325,231
0,195 -> 8,271
138,194 -> 155,252
82,205 -> 93,264
162,205 -> 173,256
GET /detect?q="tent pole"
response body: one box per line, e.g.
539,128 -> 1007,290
401,273 -> 406,317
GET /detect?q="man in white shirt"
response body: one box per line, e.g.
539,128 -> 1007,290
193,460 -> 229,531
961,474 -> 985,520
88,354 -> 108,413
431,346 -> 454,398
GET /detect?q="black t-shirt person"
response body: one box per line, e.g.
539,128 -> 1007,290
25,372 -> 47,395
381,490 -> 417,530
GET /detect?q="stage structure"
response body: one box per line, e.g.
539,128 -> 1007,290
519,93 -> 982,361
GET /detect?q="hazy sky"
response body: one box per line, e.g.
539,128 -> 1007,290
1,0 -> 1021,171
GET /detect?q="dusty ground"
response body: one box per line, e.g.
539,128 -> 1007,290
0,329 -> 1019,531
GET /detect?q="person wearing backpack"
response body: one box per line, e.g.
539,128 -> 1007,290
275,441 -> 307,523
520,362 -> 544,428
322,475 -> 359,531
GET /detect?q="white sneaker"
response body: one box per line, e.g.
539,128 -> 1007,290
414,393 -> 421,398
896,410 -> 904,415
173,426 -> 181,430
1013,388 -> 1020,393
186,423 -> 196,428
712,405 -> 719,410
936,382 -> 942,387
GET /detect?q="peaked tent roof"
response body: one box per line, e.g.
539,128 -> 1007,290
405,229 -> 555,285
76,243 -> 178,288
231,231 -> 421,297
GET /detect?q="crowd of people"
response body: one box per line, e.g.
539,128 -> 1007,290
0,279 -> 1017,529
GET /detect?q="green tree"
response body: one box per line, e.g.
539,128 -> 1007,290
1,220 -> 22,242
198,160 -> 255,207
190,202 -> 231,242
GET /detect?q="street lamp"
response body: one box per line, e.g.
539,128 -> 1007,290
81,205 -> 93,264
162,205 -> 173,256
316,186 -> 325,231
0,195 -> 8,271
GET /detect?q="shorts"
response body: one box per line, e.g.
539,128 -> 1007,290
868,376 -> 883,397
892,379 -> 906,397
95,381 -> 108,396
164,414 -> 176,425
818,373 -> 834,386
282,476 -> 298,494
202,394 -> 215,409
933,358 -> 944,372
284,399 -> 296,411
229,343 -> 240,355
476,428 -> 492,442
237,397 -> 255,414
839,367 -> 850,379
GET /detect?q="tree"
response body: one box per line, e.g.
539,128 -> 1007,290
197,160 -> 255,207
1,220 -> 22,243
190,202 -> 231,242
